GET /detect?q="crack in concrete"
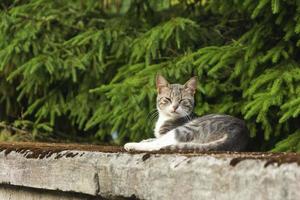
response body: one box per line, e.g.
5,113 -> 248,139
93,172 -> 100,196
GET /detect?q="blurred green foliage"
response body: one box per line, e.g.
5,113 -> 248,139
0,0 -> 300,151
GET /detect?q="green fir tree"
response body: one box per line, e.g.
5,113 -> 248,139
0,0 -> 300,151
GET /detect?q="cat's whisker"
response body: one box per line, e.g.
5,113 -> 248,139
147,110 -> 159,126
146,109 -> 158,120
182,114 -> 189,122
147,109 -> 157,116
149,118 -> 158,127
149,111 -> 158,119
183,110 -> 191,121
149,113 -> 159,123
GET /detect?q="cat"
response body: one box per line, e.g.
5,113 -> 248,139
124,74 -> 249,152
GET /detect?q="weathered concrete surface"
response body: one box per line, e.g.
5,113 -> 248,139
0,184 -> 99,200
0,142 -> 299,200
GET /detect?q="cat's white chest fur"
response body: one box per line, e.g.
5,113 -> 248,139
154,114 -> 170,138
124,113 -> 177,151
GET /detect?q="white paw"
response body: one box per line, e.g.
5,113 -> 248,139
124,142 -> 139,151
144,146 -> 161,151
124,142 -> 161,152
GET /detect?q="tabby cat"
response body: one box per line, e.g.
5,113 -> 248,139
124,75 -> 249,152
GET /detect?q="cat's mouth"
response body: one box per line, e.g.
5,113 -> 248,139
170,111 -> 181,116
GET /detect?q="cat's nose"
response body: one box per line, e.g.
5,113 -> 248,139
172,104 -> 179,111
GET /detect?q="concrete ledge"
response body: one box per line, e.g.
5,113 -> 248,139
0,184 -> 101,200
0,142 -> 299,200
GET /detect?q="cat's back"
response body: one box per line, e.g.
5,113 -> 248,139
193,114 -> 246,126
188,114 -> 249,148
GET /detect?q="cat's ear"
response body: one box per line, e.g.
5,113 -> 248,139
156,74 -> 169,93
184,76 -> 197,94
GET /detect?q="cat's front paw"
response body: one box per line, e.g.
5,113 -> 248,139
124,142 -> 162,151
124,142 -> 139,151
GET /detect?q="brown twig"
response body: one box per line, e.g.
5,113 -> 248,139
0,122 -> 30,135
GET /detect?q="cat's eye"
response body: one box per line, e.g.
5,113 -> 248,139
161,97 -> 171,104
165,97 -> 171,102
180,99 -> 190,106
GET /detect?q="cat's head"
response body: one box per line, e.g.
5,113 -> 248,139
156,74 -> 197,119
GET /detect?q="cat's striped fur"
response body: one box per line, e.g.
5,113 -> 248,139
160,114 -> 248,151
124,75 -> 249,152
